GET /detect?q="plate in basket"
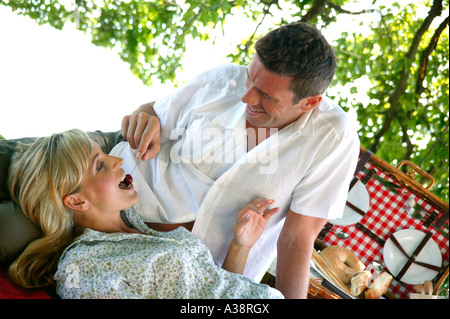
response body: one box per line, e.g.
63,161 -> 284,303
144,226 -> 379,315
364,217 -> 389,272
328,180 -> 369,226
383,229 -> 442,285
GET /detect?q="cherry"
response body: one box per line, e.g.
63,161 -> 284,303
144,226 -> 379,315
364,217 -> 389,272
124,174 -> 133,186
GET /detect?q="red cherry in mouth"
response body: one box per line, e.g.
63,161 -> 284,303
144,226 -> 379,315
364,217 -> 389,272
119,174 -> 133,189
124,174 -> 133,186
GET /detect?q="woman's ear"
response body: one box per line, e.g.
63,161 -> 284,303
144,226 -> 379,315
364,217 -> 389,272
63,194 -> 89,212
300,94 -> 322,112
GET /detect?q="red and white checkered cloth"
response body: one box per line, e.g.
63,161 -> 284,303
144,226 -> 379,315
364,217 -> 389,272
322,162 -> 449,299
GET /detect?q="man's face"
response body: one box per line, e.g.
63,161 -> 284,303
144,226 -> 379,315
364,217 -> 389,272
242,54 -> 315,130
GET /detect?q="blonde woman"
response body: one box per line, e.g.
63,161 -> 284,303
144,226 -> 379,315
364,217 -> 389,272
7,129 -> 282,298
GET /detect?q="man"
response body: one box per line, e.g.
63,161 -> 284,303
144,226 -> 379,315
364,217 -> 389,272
118,22 -> 360,298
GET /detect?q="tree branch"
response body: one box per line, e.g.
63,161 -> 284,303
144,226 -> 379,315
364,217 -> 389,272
300,0 -> 327,22
326,1 -> 378,15
371,0 -> 444,152
400,118 -> 414,161
239,1 -> 278,59
418,125 -> 449,166
415,15 -> 449,94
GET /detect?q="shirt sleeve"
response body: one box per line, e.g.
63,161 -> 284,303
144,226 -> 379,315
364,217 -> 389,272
290,131 -> 360,220
153,75 -> 203,144
153,64 -> 247,144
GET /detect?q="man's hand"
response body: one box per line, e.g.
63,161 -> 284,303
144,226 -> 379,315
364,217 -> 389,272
121,112 -> 161,160
233,198 -> 279,249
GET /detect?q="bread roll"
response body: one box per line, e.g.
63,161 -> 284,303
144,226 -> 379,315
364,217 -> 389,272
320,246 -> 366,284
364,272 -> 393,299
350,270 -> 372,296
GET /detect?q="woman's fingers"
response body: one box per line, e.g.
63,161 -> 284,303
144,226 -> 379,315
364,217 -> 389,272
249,198 -> 275,213
238,198 -> 278,219
262,207 -> 280,220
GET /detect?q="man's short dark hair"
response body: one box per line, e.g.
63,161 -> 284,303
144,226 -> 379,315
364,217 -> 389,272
255,22 -> 336,104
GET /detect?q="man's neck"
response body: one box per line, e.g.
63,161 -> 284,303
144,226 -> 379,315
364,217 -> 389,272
245,121 -> 279,152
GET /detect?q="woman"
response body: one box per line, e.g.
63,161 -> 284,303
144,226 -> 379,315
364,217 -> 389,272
7,129 -> 282,298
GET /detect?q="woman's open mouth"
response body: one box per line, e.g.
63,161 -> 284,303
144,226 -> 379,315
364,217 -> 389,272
119,174 -> 133,189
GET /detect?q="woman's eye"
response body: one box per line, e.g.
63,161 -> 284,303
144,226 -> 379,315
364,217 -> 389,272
97,161 -> 104,172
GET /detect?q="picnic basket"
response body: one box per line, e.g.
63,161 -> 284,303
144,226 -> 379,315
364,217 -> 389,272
314,146 -> 449,299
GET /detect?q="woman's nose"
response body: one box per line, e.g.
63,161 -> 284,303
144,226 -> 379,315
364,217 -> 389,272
111,156 -> 124,169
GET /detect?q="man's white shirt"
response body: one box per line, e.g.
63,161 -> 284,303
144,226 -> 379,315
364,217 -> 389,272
111,64 -> 360,281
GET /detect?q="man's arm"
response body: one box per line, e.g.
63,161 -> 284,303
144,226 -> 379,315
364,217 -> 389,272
121,101 -> 161,160
276,209 -> 327,299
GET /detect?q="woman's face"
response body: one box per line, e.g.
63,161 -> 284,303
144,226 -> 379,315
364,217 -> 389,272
67,141 -> 139,232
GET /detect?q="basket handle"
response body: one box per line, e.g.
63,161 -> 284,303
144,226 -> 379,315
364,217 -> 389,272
396,160 -> 435,190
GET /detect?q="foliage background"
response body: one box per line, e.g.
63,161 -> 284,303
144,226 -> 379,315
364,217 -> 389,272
1,0 -> 448,202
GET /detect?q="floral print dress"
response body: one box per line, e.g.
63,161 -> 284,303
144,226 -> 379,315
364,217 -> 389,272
54,207 -> 283,299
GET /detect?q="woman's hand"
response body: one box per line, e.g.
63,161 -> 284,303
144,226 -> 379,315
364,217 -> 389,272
233,198 -> 279,249
222,198 -> 279,274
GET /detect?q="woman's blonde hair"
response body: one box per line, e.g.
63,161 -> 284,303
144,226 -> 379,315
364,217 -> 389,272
8,129 -> 92,288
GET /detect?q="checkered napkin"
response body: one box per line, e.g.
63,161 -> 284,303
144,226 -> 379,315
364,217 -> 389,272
322,162 -> 449,299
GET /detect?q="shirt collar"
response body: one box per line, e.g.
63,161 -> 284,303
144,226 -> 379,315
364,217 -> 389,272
289,108 -> 315,136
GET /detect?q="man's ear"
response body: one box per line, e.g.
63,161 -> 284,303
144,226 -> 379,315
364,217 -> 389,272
63,194 -> 89,212
300,94 -> 322,112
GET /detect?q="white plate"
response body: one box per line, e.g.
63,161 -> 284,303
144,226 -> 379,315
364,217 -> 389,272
383,229 -> 442,285
328,180 -> 370,226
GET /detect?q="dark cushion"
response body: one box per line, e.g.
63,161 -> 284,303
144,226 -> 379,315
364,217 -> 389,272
0,136 -> 38,202
0,200 -> 41,267
0,130 -> 124,266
